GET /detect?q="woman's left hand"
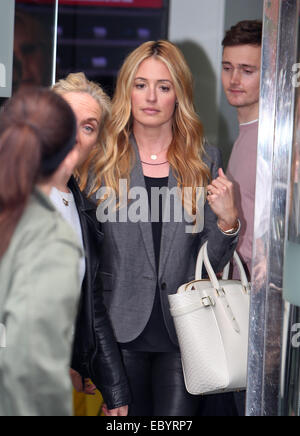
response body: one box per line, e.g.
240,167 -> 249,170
207,168 -> 239,231
102,403 -> 129,416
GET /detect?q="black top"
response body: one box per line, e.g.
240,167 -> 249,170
121,176 -> 178,352
145,176 -> 167,270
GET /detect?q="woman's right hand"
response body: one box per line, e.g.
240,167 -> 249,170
207,168 -> 239,231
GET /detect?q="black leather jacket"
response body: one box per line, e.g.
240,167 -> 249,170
69,177 -> 131,410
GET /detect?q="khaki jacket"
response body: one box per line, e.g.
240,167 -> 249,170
0,189 -> 82,416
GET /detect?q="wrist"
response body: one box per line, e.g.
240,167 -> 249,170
217,215 -> 238,231
217,218 -> 240,235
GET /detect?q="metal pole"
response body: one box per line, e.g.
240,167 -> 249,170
52,0 -> 59,86
280,0 -> 300,416
246,0 -> 299,416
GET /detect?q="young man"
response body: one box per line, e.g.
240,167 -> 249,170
221,20 -> 263,417
222,20 -> 262,280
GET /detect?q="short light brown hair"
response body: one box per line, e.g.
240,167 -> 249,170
222,20 -> 262,48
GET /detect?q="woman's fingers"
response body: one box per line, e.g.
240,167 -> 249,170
83,379 -> 96,395
207,169 -> 233,197
218,167 -> 225,178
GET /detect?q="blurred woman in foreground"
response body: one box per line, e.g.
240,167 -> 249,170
0,87 -> 82,416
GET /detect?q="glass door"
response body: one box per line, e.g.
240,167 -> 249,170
0,0 -> 15,99
280,4 -> 300,416
0,0 -> 58,106
13,0 -> 58,92
246,0 -> 300,416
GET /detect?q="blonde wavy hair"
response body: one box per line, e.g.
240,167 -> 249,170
52,72 -> 111,190
89,40 -> 210,206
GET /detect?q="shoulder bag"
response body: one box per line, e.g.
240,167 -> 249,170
168,241 -> 250,395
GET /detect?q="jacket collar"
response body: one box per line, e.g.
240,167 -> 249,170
68,176 -> 104,245
68,176 -> 95,213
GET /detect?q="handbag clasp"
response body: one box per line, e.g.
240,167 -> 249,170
202,296 -> 215,307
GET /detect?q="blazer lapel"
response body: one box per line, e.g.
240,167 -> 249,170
130,136 -> 157,275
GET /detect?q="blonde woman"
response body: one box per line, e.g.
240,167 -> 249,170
90,41 -> 240,416
52,73 -> 130,416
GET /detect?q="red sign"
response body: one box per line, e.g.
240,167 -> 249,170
16,0 -> 163,8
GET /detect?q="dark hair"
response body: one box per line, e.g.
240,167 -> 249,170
0,87 -> 76,258
222,20 -> 263,48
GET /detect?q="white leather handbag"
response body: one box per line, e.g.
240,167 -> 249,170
168,241 -> 250,395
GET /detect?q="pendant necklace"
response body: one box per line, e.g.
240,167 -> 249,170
57,188 -> 70,207
141,146 -> 169,166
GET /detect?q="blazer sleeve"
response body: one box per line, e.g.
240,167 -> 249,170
200,144 -> 239,273
88,273 -> 131,410
1,233 -> 81,416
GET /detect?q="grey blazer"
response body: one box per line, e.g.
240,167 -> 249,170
98,138 -> 238,345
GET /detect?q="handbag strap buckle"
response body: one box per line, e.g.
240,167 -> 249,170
202,296 -> 215,307
216,287 -> 226,297
243,284 -> 251,295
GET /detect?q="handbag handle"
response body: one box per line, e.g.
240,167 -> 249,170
222,252 -> 249,285
195,242 -> 250,290
222,262 -> 230,280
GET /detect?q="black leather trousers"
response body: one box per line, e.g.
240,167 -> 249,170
121,349 -> 239,417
